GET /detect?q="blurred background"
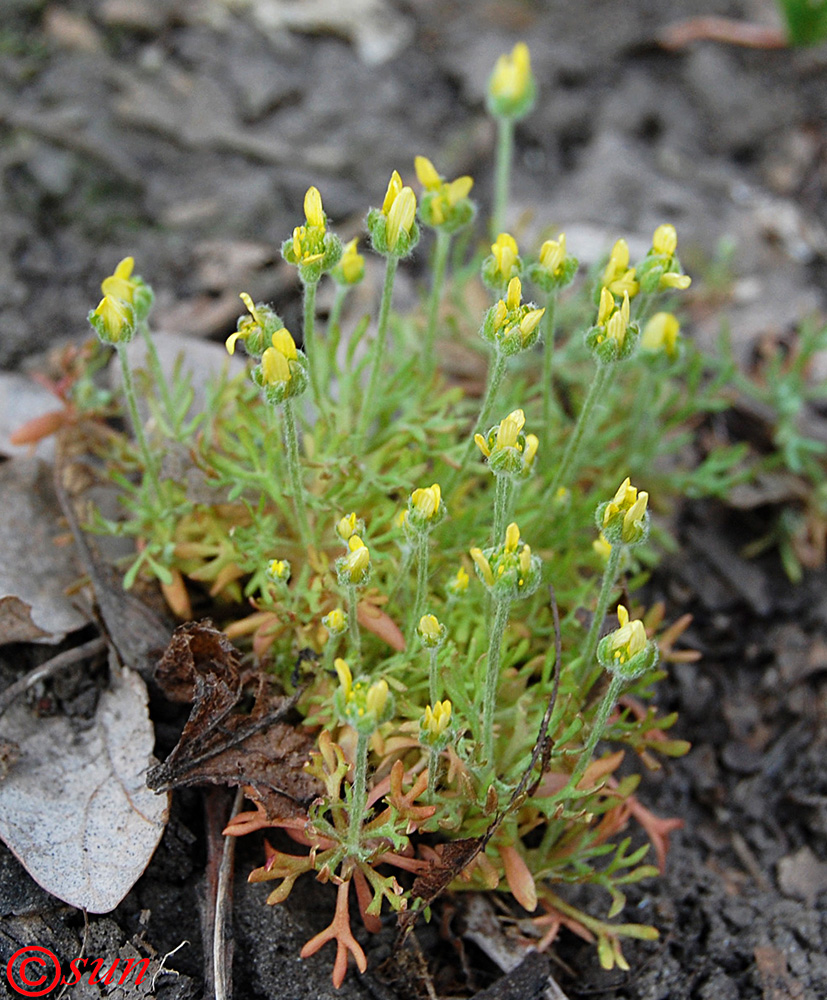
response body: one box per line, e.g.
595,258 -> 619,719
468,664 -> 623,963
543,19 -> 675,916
1,0 -> 825,369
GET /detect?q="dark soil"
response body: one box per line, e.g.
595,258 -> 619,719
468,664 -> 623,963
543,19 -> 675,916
1,1 -> 826,998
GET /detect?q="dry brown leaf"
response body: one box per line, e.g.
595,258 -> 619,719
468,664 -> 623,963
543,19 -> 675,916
0,458 -> 87,645
148,621 -> 321,819
0,663 -> 169,912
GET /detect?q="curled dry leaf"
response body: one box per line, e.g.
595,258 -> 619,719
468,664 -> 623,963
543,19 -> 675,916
0,663 -> 169,913
149,620 -> 321,820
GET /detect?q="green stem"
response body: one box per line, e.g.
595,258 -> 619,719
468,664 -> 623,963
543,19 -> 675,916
576,543 -> 622,686
347,730 -> 370,853
281,398 -> 312,550
428,647 -> 439,705
427,747 -> 440,801
409,531 -> 430,642
567,673 -> 625,791
424,229 -> 451,380
541,294 -> 558,439
492,474 -> 513,543
116,343 -> 162,502
548,363 -> 613,498
357,254 -> 399,441
302,279 -> 323,412
327,285 -> 347,381
448,349 -> 507,494
347,584 -> 362,663
139,320 -> 177,435
483,596 -> 511,765
491,115 -> 515,239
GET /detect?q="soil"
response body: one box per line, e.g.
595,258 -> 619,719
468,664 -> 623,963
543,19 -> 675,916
1,1 -> 827,998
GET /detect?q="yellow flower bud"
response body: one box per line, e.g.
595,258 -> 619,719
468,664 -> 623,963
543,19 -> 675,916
523,434 -> 539,467
334,657 -> 353,700
268,558 -> 291,581
100,256 -> 136,302
491,233 -> 519,280
488,42 -> 534,115
597,286 -> 615,326
641,312 -> 680,358
411,483 -> 441,520
336,512 -> 359,541
323,608 -> 347,636
344,535 -> 370,582
386,186 -> 417,252
382,170 -> 404,215
304,186 -> 325,229
593,533 -> 612,561
538,234 -> 566,276
422,699 -> 452,738
504,522 -> 520,553
448,566 -> 470,595
271,327 -> 298,360
608,606 -> 648,664
261,346 -> 291,385
470,547 -> 494,587
605,292 -> 630,349
519,307 -> 545,342
660,272 -> 692,290
622,491 -> 649,544
518,543 -> 532,578
92,295 -> 132,343
365,678 -> 389,718
474,433 -> 491,458
496,409 -> 525,450
338,238 -> 364,284
505,275 -> 522,311
652,224 -> 677,257
414,155 -> 442,191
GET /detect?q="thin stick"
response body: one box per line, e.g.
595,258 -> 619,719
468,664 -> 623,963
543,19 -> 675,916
0,637 -> 107,718
214,789 -> 244,1000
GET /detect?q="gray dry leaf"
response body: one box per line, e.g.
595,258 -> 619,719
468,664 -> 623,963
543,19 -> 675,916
0,458 -> 87,644
0,663 -> 169,913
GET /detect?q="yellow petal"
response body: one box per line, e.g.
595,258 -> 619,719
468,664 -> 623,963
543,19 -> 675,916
304,186 -> 325,228
382,170 -> 403,215
505,276 -> 522,311
386,186 -> 416,251
271,328 -> 298,360
414,155 -> 441,190
505,522 -> 520,552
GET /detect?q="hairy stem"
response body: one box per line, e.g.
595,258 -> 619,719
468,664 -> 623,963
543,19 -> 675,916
548,362 -> 613,498
281,398 -> 312,550
347,584 -> 362,664
117,343 -> 162,502
483,596 -> 511,765
448,349 -> 507,494
577,543 -> 622,686
492,474 -> 513,544
139,320 -> 177,435
491,115 -> 515,238
409,531 -> 430,642
302,279 -> 323,412
357,254 -> 399,441
541,294 -> 558,439
424,228 -> 451,380
428,647 -> 439,705
347,730 -> 371,853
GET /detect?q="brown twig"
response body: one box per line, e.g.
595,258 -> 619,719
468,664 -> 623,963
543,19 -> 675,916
0,637 -> 107,719
657,16 -> 787,51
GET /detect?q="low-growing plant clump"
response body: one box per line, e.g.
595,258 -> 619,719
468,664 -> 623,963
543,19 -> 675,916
50,40 -> 777,990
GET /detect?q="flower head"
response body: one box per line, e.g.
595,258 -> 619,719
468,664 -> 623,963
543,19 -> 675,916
598,606 -> 658,679
637,223 -> 692,294
252,324 -> 309,404
99,256 -> 154,322
487,42 -> 536,120
586,288 -> 639,363
446,565 -> 470,599
414,156 -> 475,233
322,607 -> 348,637
336,535 -> 371,587
475,408 -> 539,479
602,239 -> 640,299
333,659 -> 394,732
88,294 -> 135,345
641,312 -> 680,360
226,293 -> 283,359
420,699 -> 452,747
281,186 -> 343,282
367,171 -> 420,257
417,613 -> 447,650
267,558 -> 291,583
330,238 -> 365,286
481,233 -> 522,293
335,512 -> 365,543
406,483 -> 446,532
597,477 -> 650,545
528,233 -> 579,293
481,277 -> 545,356
470,521 -> 541,601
